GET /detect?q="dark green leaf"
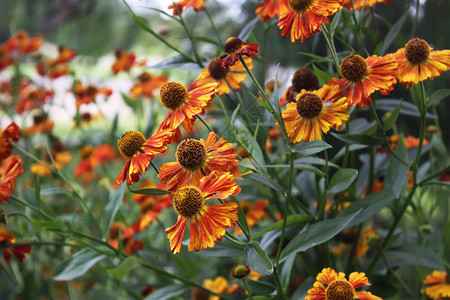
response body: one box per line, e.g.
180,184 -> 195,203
293,140 -> 332,155
128,187 -> 170,196
251,215 -> 310,237
313,64 -> 332,85
40,187 -> 71,197
329,10 -> 342,38
247,281 -> 275,296
298,52 -> 334,64
385,137 -> 410,198
121,92 -> 138,110
202,238 -> 245,257
54,249 -> 107,281
280,210 -> 360,262
245,241 -> 273,275
238,17 -> 259,40
35,175 -> 41,209
383,99 -> 402,132
107,256 -> 140,280
32,219 -> 66,231
376,99 -> 434,119
192,36 -> 219,46
379,12 -> 408,55
386,245 -> 448,269
337,189 -> 396,227
145,284 -> 189,300
243,173 -> 285,195
328,169 -> 358,193
331,132 -> 384,146
150,55 -> 201,72
427,89 -> 450,107
103,183 -> 126,236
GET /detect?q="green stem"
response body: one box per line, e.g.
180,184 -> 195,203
176,6 -> 204,67
242,278 -> 254,300
275,150 -> 295,266
320,24 -> 340,72
196,114 -> 214,132
317,149 -> 329,221
273,266 -> 287,300
415,82 -> 427,165
204,4 -> 222,45
9,194 -> 53,220
150,161 -> 160,173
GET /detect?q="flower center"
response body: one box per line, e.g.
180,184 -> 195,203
224,37 -> 244,54
325,280 -> 355,300
176,139 -> 207,170
289,0 -> 313,12
405,38 -> 430,65
208,58 -> 228,80
292,68 -> 320,92
340,55 -> 368,82
173,186 -> 204,217
159,81 -> 187,110
138,72 -> 152,82
296,93 -> 323,118
118,130 -> 146,158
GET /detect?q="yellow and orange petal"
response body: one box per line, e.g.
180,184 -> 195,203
343,0 -> 392,11
116,129 -> 173,185
423,270 -> 450,300
220,37 -> 258,68
278,0 -> 343,43
165,172 -> 240,254
281,85 -> 349,143
0,228 -> 31,262
0,46 -> 14,71
56,45 -> 77,64
156,78 -> 218,139
394,38 -> 450,88
4,30 -> 41,55
22,117 -> 54,136
130,72 -> 168,99
256,0 -> 290,21
168,0 -> 207,15
0,156 -> 24,203
306,268 -> 382,300
159,132 -> 239,192
0,122 -> 20,160
199,57 -> 253,96
112,50 -> 145,74
325,54 -> 397,108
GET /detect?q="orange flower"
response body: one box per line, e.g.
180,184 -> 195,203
331,227 -> 378,259
130,72 -> 168,99
73,81 -> 112,108
4,30 -> 41,55
56,45 -> 77,64
235,200 -> 269,235
279,68 -> 320,106
199,57 -> 253,96
343,0 -> 392,11
159,132 -> 239,192
74,144 -> 117,180
22,114 -> 54,136
107,222 -> 143,255
16,80 -> 54,113
0,46 -> 13,71
423,270 -> 450,300
156,78 -> 217,141
394,38 -> 450,88
112,50 -> 146,75
325,54 -> 397,108
387,134 -> 428,151
168,0 -> 207,15
278,0 -> 343,43
306,268 -> 382,300
0,228 -> 31,262
192,276 -> 229,300
116,129 -> 173,185
165,172 -> 240,254
219,37 -> 258,68
36,59 -> 71,79
0,123 -> 20,160
281,85 -> 349,143
0,156 -> 24,203
256,0 -> 290,21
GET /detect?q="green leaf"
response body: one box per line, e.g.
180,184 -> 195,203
127,187 -> 170,196
40,187 -> 71,197
293,140 -> 332,155
243,173 -> 285,195
376,99 -> 434,119
233,197 -> 250,237
150,55 -> 200,72
54,249 -> 107,281
329,9 -> 342,38
313,64 -> 332,85
107,256 -> 140,280
245,241 -> 273,275
32,219 -> 66,231
202,238 -> 245,257
251,215 -> 310,237
298,52 -> 334,64
383,99 -> 402,132
238,17 -> 259,40
246,281 -> 276,296
279,210 -> 360,262
331,132 -> 384,146
145,284 -> 189,300
192,36 -> 219,46
385,137 -> 410,198
379,12 -> 408,55
35,175 -> 41,210
103,183 -> 126,236
427,89 -> 450,107
328,169 -> 358,193
386,245 -> 448,269
336,190 -> 396,227
121,92 -> 138,110
410,84 -> 424,116
240,158 -> 257,171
